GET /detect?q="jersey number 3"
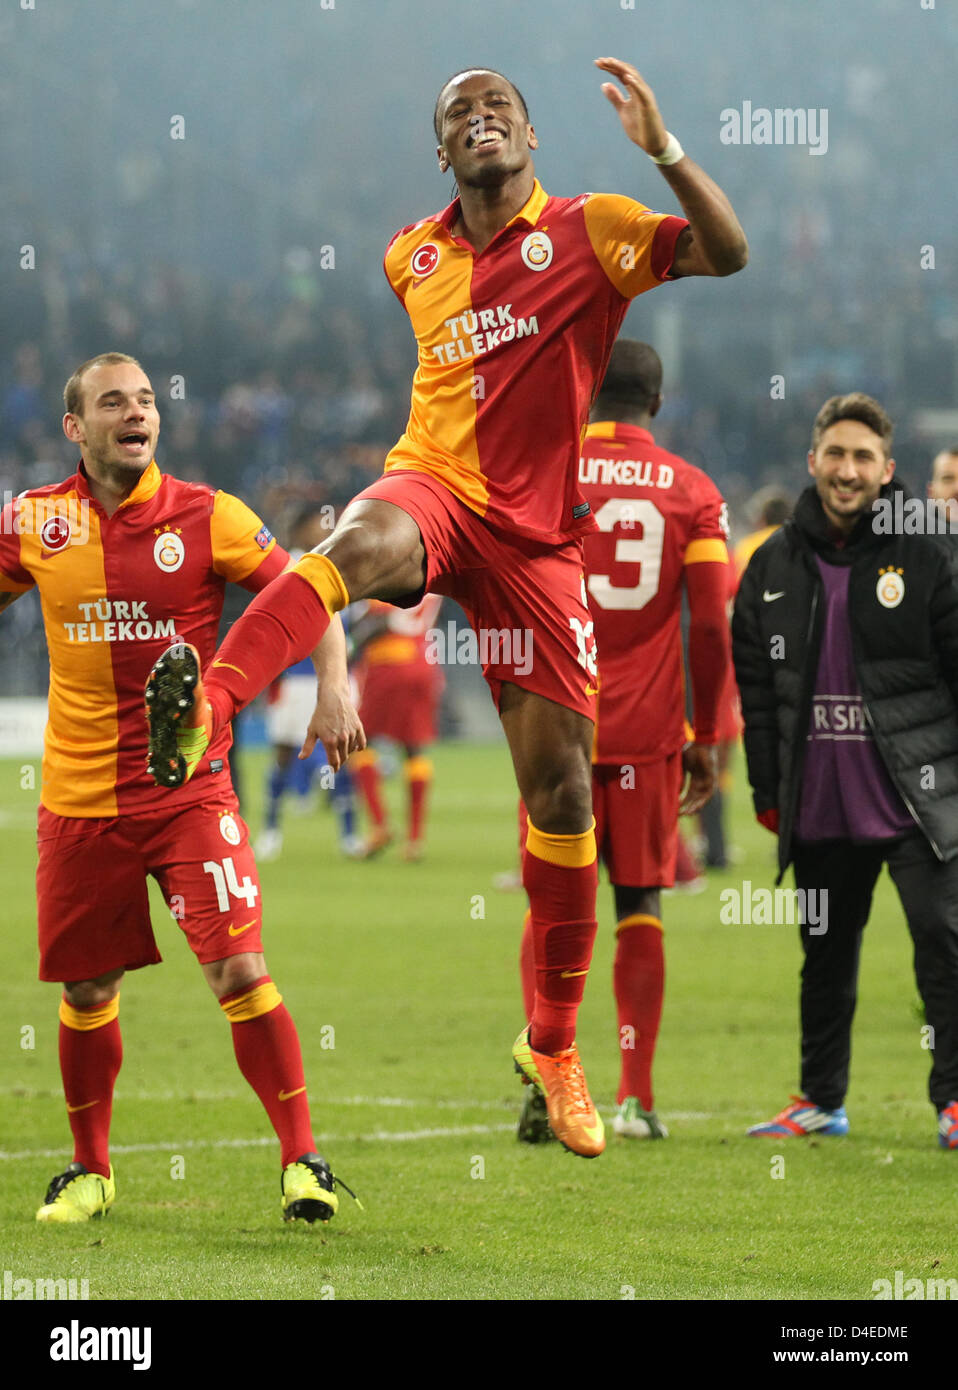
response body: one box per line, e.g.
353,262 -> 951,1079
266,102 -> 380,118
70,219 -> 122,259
587,498 -> 665,611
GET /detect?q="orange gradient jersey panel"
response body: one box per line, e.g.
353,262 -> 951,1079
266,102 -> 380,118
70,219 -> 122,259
19,492 -> 120,814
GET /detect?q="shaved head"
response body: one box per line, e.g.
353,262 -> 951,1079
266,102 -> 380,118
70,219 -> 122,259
433,67 -> 529,140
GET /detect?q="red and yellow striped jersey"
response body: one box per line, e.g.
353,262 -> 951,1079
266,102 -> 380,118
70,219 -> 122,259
580,422 -> 729,763
383,180 -> 688,544
0,460 -> 288,816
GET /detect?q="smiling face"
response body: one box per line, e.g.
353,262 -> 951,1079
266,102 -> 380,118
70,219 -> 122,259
435,70 -> 536,188
63,360 -> 159,482
807,419 -> 895,533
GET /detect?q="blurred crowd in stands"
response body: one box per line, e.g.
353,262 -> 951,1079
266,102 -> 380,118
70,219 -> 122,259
2,0 -> 956,695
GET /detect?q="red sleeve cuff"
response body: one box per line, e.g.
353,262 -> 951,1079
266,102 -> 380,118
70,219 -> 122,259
650,215 -> 690,282
692,728 -> 721,747
243,544 -> 290,593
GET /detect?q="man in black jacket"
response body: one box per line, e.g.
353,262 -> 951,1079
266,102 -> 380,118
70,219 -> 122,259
732,392 -> 958,1148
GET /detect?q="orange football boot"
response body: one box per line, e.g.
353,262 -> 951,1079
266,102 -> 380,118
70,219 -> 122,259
512,1026 -> 605,1158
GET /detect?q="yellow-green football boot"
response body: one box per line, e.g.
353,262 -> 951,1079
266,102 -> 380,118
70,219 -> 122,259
36,1162 -> 115,1222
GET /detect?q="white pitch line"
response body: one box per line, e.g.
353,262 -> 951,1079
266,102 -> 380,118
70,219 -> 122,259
0,1124 -> 517,1162
0,1089 -> 817,1123
0,1087 -> 519,1110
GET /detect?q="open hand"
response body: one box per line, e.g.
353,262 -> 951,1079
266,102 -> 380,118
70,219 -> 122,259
300,683 -> 366,771
595,57 -> 669,155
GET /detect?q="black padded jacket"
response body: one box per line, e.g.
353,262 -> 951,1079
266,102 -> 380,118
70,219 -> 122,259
732,480 -> 958,879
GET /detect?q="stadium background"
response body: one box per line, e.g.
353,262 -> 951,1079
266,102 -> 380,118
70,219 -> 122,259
3,0 -> 957,717
1,0 -> 957,1319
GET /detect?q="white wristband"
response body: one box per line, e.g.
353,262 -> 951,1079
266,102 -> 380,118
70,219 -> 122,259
650,132 -> 684,166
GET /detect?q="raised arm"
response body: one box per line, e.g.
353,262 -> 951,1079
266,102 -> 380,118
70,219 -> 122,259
595,56 -> 748,278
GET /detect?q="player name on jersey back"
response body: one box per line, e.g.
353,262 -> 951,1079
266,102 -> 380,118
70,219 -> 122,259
580,420 -> 729,765
579,456 -> 675,489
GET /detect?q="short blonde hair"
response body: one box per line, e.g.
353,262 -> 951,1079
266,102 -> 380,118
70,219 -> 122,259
63,352 -> 145,417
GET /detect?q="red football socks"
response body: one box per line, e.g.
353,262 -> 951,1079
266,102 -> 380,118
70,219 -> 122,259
353,751 -> 387,829
614,914 -> 665,1109
58,997 -> 123,1179
205,555 -> 348,733
405,755 -> 432,844
522,819 -> 598,1056
220,978 -> 315,1167
519,908 -> 535,1022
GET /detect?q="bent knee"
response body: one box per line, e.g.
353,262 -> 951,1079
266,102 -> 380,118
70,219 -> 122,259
524,765 -> 594,836
203,951 -> 268,1001
62,970 -> 124,1009
320,501 -> 423,599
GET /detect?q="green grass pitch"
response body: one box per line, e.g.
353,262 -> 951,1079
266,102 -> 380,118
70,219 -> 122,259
0,743 -> 953,1302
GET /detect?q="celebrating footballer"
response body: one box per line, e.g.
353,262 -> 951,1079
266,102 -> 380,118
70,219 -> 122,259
144,58 -> 747,1161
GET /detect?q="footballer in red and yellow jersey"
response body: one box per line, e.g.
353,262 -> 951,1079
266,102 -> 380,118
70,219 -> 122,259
517,392 -> 732,1133
351,593 -> 444,858
8,353 -> 355,1222
0,463 -> 287,819
582,419 -> 730,769
382,180 -> 688,544
168,65 -> 747,1155
356,593 -> 444,745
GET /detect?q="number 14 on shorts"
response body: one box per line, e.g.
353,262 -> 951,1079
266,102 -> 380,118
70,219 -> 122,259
569,614 -> 598,679
202,856 -> 260,910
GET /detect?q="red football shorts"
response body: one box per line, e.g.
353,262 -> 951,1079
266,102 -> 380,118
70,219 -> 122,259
591,753 -> 685,888
36,797 -> 264,982
358,659 -> 443,745
354,471 -> 597,719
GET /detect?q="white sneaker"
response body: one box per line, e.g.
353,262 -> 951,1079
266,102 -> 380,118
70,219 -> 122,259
612,1098 -> 669,1139
255,827 -> 283,861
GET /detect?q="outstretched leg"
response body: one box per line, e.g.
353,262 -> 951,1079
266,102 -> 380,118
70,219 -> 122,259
146,499 -> 426,788
207,500 -> 427,732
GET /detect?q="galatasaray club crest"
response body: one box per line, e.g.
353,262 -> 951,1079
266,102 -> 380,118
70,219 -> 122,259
411,243 -> 440,279
876,566 -> 905,609
219,812 -> 241,846
153,527 -> 185,573
520,230 -> 553,271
